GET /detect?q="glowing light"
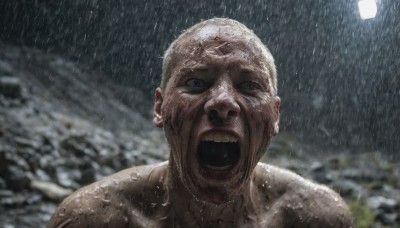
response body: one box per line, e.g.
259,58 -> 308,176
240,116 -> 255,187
358,0 -> 377,19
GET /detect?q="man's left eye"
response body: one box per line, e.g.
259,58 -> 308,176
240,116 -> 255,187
238,81 -> 262,91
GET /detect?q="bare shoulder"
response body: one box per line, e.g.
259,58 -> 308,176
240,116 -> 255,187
255,163 -> 353,228
48,162 -> 169,228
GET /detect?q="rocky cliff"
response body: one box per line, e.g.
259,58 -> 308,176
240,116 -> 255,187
0,43 -> 168,227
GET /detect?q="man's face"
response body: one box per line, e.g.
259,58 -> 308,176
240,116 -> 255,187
154,24 -> 280,204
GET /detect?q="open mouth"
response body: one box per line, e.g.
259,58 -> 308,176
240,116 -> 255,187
197,133 -> 241,174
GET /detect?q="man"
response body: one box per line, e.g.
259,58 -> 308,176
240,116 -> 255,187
48,18 -> 353,227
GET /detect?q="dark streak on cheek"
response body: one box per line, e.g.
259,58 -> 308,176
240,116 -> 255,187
163,103 -> 183,136
162,94 -> 201,137
244,97 -> 273,132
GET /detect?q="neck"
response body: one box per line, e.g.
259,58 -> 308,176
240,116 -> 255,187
166,162 -> 260,226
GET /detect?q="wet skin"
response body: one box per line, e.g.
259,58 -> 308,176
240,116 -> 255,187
155,23 -> 281,205
48,22 -> 353,227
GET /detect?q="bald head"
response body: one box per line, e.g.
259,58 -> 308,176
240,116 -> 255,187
161,18 -> 278,96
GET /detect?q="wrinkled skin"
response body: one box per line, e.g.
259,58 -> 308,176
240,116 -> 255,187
48,20 -> 353,228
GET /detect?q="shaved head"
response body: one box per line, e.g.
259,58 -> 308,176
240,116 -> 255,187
161,18 -> 278,96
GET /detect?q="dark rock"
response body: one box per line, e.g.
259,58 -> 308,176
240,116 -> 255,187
0,189 -> 13,197
0,60 -> 14,74
367,196 -> 399,211
0,177 -> 6,189
14,137 -> 41,150
0,149 -> 8,172
330,179 -> 365,199
311,171 -> 333,184
342,167 -> 387,182
310,161 -> 325,172
0,192 -> 27,208
1,165 -> 30,191
25,193 -> 42,205
60,134 -> 96,158
79,166 -> 97,185
0,76 -> 22,100
379,213 -> 398,225
55,167 -> 81,189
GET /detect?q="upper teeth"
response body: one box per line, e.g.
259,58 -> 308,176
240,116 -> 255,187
202,132 -> 238,143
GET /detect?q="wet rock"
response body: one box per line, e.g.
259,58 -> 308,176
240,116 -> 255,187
1,166 -> 30,191
25,193 -> 43,205
0,177 -> 6,189
367,196 -> 399,211
379,213 -> 399,225
0,192 -> 30,208
0,60 -> 14,74
310,161 -> 325,172
78,163 -> 98,185
330,179 -> 365,199
309,162 -> 333,184
342,167 -> 387,182
367,196 -> 400,225
0,150 -> 8,172
0,76 -> 21,99
60,134 -> 96,158
55,167 -> 81,189
0,189 -> 13,197
30,180 -> 73,202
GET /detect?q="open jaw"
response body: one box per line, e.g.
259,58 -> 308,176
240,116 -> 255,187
196,134 -> 241,180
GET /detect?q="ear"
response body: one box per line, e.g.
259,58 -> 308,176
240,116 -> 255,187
272,97 -> 281,135
153,87 -> 164,128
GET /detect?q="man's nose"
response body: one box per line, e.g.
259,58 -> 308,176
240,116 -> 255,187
204,86 -> 240,121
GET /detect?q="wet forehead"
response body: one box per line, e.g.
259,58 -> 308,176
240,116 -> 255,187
174,24 -> 267,70
190,24 -> 248,42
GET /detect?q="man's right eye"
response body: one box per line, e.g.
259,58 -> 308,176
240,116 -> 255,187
185,78 -> 209,88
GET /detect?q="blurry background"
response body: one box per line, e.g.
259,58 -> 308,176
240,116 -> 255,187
0,0 -> 399,227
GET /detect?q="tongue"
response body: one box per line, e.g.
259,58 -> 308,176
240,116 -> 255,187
198,141 -> 240,168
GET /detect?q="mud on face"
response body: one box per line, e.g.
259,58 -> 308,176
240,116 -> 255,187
156,22 -> 280,204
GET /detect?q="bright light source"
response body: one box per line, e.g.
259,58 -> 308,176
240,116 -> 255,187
358,0 -> 377,19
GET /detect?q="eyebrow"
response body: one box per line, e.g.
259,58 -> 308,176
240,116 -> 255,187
239,66 -> 258,74
177,65 -> 209,75
187,64 -> 209,71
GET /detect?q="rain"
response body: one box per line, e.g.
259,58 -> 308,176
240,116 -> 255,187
0,0 -> 399,227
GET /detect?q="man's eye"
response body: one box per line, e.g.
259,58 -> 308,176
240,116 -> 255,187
185,78 -> 209,88
238,81 -> 262,91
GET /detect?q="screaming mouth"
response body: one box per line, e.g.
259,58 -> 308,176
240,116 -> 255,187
197,133 -> 240,174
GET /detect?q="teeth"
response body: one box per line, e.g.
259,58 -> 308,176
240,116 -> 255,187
202,132 -> 238,143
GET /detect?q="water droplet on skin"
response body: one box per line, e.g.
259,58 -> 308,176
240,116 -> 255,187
102,198 -> 111,204
161,202 -> 170,207
130,172 -> 138,181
